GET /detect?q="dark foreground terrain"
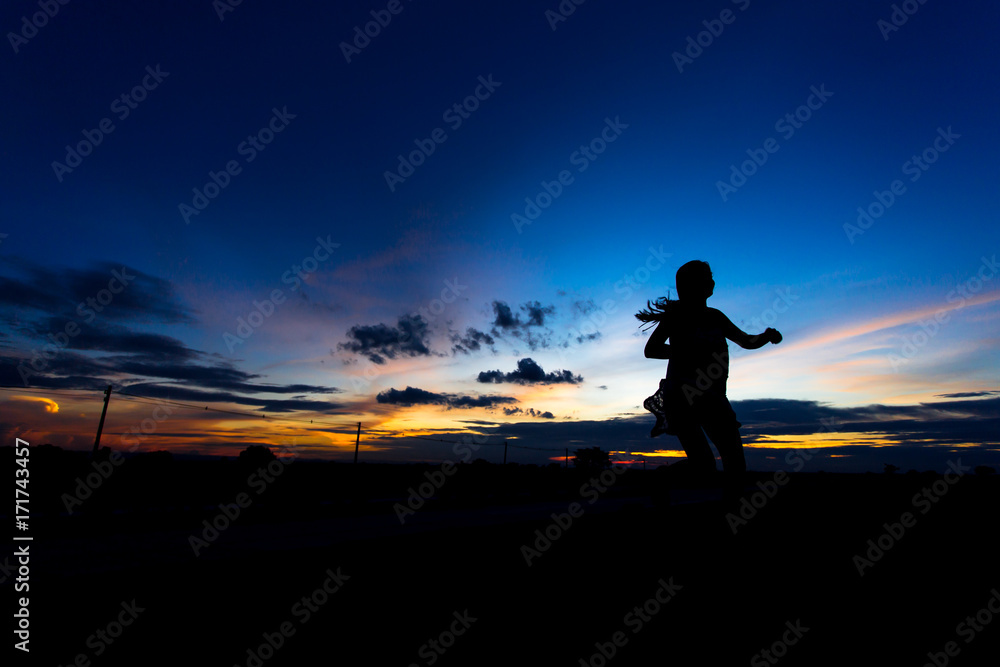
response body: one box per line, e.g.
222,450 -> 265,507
4,449 -> 999,665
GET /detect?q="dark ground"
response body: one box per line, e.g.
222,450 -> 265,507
4,448 -> 999,666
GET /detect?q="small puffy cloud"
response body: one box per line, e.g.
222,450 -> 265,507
522,301 -> 555,326
339,314 -> 433,364
449,394 -> 518,409
492,301 -> 519,329
377,386 -> 518,410
376,386 -> 447,406
570,332 -> 601,346
451,327 -> 496,355
490,300 -> 557,350
477,357 -> 583,385
503,406 -> 555,418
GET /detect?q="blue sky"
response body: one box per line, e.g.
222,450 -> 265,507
2,0 -> 998,472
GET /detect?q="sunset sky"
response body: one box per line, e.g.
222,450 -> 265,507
2,0 -> 998,472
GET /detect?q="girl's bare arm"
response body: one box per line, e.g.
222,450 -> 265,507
723,314 -> 781,349
644,321 -> 672,359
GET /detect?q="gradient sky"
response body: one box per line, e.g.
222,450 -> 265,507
2,0 -> 998,472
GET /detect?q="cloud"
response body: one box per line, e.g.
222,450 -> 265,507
934,391 -> 1000,399
572,299 -> 599,316
0,259 -> 346,418
108,356 -> 263,390
1,321 -> 341,406
119,383 -> 342,414
490,300 -> 554,328
570,332 -> 601,346
449,394 -> 519,409
451,327 -> 496,355
376,386 -> 518,410
522,301 -> 555,326
489,300 -> 557,350
339,314 -> 433,364
0,258 -> 196,328
492,301 -> 520,329
503,407 -> 555,418
777,289 -> 1000,358
376,386 -> 445,406
62,328 -> 197,358
5,331 -> 343,396
477,358 -> 583,385
10,324 -> 266,392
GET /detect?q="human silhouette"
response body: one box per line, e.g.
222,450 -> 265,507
637,260 -> 781,498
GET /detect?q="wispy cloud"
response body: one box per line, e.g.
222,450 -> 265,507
779,290 -> 1000,356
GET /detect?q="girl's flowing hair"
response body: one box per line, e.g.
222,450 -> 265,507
635,291 -> 675,331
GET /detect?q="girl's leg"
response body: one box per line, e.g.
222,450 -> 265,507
673,423 -> 717,476
704,424 -> 746,474
702,421 -> 746,498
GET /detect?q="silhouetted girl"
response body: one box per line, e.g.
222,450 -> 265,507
637,260 -> 781,493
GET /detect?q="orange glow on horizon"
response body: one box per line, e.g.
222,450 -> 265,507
744,431 -> 987,450
746,432 -> 888,449
622,450 -> 686,458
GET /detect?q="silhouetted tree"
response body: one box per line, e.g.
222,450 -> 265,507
239,445 -> 276,467
573,447 -> 611,472
883,463 -> 900,474
975,465 -> 996,476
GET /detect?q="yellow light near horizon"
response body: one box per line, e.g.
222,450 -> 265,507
372,412 -> 472,438
624,450 -> 686,458
746,432 -> 898,449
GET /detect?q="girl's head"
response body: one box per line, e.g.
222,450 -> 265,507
635,260 -> 714,326
675,260 -> 714,302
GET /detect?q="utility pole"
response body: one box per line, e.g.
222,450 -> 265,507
565,448 -> 569,468
91,385 -> 112,459
503,440 -> 508,465
354,422 -> 361,464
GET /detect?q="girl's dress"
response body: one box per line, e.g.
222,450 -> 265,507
643,378 -> 675,437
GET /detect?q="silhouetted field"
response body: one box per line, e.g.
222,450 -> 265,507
4,446 -> 998,665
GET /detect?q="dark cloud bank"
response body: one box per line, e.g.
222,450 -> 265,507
0,259 -> 341,412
